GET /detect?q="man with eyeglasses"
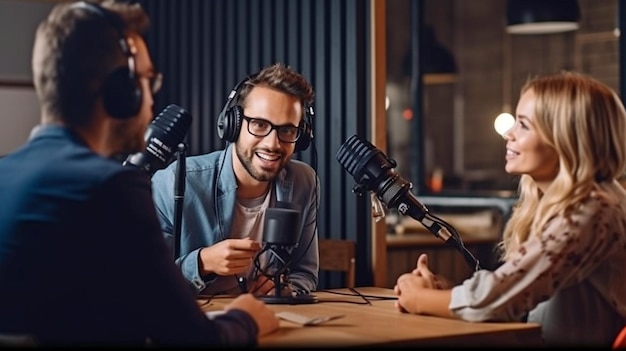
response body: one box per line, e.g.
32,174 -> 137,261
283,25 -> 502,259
151,63 -> 320,298
0,0 -> 278,346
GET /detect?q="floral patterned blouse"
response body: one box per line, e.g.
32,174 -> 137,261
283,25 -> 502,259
449,183 -> 626,346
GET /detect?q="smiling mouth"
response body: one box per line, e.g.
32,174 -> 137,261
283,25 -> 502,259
256,151 -> 281,162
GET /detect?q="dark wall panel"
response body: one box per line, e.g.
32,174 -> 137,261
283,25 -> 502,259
139,0 -> 373,288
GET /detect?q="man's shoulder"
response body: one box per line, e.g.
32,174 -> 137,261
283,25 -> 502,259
186,150 -> 224,173
286,159 -> 316,177
283,160 -> 317,191
55,145 -> 128,181
153,150 -> 224,179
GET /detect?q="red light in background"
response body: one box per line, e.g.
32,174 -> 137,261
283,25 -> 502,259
402,109 -> 413,121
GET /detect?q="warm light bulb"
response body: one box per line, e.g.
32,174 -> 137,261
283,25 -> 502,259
494,113 -> 515,136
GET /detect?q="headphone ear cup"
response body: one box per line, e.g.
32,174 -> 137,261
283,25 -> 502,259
218,105 -> 243,143
295,117 -> 312,152
216,110 -> 227,141
102,66 -> 142,119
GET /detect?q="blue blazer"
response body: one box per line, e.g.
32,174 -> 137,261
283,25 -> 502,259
0,125 -> 258,345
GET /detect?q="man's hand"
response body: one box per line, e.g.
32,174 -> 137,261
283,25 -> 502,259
199,238 -> 261,276
225,294 -> 279,337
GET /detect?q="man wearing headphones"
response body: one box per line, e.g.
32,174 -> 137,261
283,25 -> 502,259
151,63 -> 320,298
0,0 -> 277,346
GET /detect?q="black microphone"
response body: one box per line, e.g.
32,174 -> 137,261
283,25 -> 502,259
255,207 -> 318,304
336,134 -> 480,270
123,104 -> 192,177
264,207 -> 302,247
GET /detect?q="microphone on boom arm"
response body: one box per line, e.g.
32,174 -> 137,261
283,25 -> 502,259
123,104 -> 192,177
123,104 -> 192,260
336,134 -> 480,271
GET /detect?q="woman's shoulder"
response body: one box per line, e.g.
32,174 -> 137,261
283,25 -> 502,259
587,181 -> 626,212
564,183 -> 626,231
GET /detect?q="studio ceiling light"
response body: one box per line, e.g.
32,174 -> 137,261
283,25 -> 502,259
506,0 -> 580,35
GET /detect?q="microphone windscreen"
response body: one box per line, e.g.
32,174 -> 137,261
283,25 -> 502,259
336,134 -> 394,192
263,208 -> 301,246
124,104 -> 192,176
336,134 -> 376,179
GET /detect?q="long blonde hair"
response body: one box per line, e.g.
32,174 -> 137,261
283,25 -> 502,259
499,71 -> 626,260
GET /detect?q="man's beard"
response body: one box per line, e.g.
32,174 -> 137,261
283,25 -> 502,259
235,143 -> 290,182
113,121 -> 145,156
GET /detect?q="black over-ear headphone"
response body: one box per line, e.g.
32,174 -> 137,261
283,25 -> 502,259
70,1 -> 142,120
216,74 -> 314,152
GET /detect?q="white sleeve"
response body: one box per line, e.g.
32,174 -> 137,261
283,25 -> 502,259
449,195 -> 616,322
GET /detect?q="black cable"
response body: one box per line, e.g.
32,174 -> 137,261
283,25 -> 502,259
423,212 -> 481,271
349,287 -> 371,305
198,288 -> 398,306
315,288 -> 398,305
214,143 -> 229,240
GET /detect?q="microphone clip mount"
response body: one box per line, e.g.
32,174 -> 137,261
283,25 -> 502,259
352,183 -> 367,197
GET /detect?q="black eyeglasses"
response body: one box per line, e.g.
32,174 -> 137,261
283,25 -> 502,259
138,71 -> 163,95
242,116 -> 301,143
148,71 -> 163,94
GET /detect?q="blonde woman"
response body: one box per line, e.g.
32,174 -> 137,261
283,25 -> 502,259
393,71 -> 626,346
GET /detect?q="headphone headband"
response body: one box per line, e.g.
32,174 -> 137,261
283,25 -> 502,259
70,1 -> 142,119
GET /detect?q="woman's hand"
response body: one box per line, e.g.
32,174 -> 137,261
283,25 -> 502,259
394,273 -> 431,313
393,253 -> 454,314
412,253 -> 453,289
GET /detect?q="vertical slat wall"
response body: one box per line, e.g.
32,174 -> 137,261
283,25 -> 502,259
139,0 -> 373,288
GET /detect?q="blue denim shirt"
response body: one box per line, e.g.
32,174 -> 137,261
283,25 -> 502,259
151,144 -> 319,294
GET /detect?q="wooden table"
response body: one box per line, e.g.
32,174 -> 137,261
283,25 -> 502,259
200,287 -> 543,347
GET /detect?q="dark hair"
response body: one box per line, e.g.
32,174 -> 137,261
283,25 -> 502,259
32,0 -> 149,127
238,63 -> 315,121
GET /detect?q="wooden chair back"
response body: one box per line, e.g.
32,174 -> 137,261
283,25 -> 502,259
318,239 -> 356,288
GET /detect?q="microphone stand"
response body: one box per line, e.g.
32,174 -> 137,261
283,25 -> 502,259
256,244 -> 318,305
173,143 -> 187,260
